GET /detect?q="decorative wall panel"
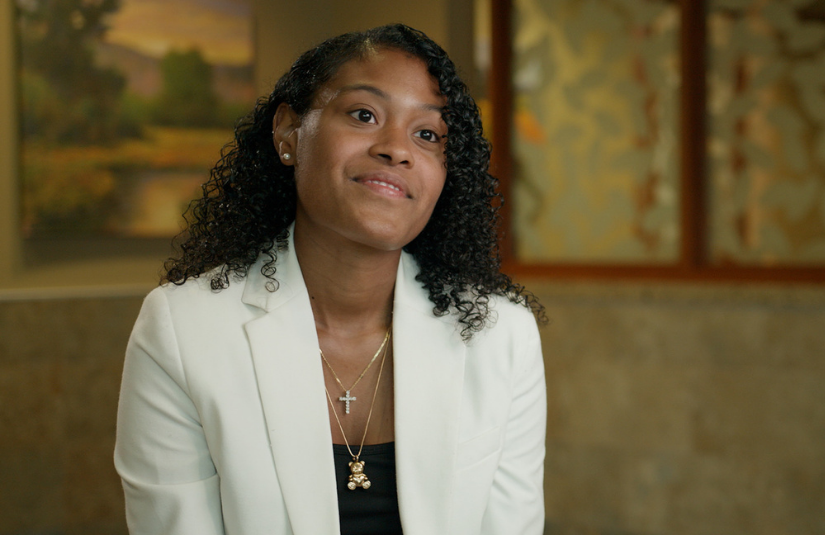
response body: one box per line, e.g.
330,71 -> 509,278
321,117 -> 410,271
511,0 -> 681,263
708,0 -> 825,265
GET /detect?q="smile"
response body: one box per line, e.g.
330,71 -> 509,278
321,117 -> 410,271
364,179 -> 402,192
353,173 -> 410,199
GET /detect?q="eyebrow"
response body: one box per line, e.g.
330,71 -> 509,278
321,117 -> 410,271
337,84 -> 445,114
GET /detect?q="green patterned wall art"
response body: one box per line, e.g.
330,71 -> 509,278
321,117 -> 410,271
708,0 -> 825,265
511,0 -> 681,263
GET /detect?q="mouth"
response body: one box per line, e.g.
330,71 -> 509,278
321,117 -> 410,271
353,172 -> 410,199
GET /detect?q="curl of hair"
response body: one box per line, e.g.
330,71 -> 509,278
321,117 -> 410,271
163,23 -> 545,339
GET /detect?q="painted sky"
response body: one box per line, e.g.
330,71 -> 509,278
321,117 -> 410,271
103,0 -> 252,66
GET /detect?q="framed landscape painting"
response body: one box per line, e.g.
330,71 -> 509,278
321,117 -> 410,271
16,0 -> 254,244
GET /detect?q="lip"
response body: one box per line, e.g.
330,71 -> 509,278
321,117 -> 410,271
352,172 -> 410,199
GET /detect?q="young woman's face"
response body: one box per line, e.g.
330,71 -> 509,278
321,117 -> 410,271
275,48 -> 448,252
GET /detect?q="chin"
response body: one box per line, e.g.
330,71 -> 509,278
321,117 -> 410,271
350,221 -> 423,252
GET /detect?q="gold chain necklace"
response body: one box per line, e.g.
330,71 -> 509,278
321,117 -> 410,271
324,331 -> 390,490
319,327 -> 390,414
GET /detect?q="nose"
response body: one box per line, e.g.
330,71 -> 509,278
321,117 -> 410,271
369,123 -> 413,166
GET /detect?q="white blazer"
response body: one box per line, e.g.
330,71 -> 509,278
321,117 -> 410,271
115,235 -> 546,535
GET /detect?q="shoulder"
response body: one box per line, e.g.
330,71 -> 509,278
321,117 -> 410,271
136,272 -> 258,345
470,293 -> 540,346
129,273 -> 265,378
459,293 -> 543,379
489,293 -> 539,333
149,270 -> 247,310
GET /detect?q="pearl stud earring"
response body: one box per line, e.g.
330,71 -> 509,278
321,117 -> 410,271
282,153 -> 292,161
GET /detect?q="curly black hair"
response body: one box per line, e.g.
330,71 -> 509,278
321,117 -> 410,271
163,23 -> 544,339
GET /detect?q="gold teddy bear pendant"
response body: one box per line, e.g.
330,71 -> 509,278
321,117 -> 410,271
347,459 -> 371,490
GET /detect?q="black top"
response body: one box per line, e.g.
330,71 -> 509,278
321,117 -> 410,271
332,442 -> 403,535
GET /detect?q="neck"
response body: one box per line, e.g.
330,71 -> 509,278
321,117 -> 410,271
293,221 -> 398,335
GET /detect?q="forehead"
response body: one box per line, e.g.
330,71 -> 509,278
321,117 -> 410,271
314,48 -> 444,107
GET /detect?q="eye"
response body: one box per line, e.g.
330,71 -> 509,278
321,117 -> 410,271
415,129 -> 441,143
349,109 -> 376,124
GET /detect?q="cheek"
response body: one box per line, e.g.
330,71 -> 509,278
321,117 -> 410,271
293,113 -> 324,168
292,142 -> 330,190
294,133 -> 347,182
291,166 -> 313,201
423,170 -> 448,218
292,156 -> 328,210
426,169 -> 448,206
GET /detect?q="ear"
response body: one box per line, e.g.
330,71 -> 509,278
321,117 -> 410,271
273,102 -> 300,166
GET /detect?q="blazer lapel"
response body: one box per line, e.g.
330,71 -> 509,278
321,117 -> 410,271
242,241 -> 339,535
240,242 -> 467,534
393,253 -> 466,535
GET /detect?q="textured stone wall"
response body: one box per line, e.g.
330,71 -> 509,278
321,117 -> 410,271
0,295 -> 142,535
534,282 -> 825,535
1,283 -> 823,535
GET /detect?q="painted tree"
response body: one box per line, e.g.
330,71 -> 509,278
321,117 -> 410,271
17,0 -> 131,143
154,48 -> 221,128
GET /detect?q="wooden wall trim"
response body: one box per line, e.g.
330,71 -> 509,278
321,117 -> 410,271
490,0 -> 514,262
502,262 -> 825,283
680,0 -> 707,271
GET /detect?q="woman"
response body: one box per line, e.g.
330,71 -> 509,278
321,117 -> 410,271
115,23 -> 546,535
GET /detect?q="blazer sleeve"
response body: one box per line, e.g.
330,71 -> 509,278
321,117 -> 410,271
114,288 -> 226,535
481,318 -> 546,535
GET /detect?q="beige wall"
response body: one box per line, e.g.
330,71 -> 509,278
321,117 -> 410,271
2,2 -> 825,535
253,0 -> 452,93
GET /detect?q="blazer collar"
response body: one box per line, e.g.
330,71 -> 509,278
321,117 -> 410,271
242,232 -> 466,535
